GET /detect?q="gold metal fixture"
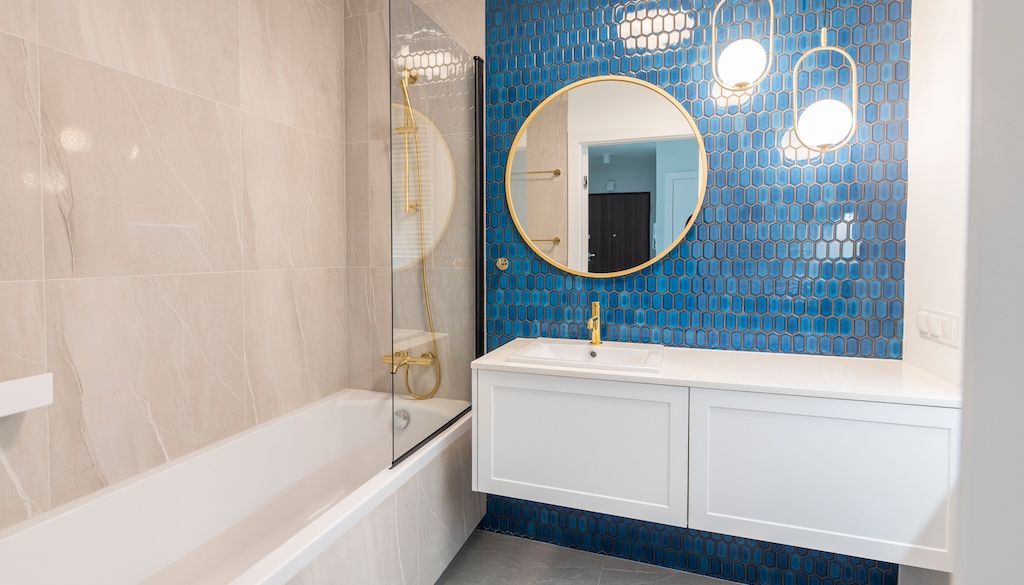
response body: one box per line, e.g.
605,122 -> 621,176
504,76 -> 708,279
495,258 -> 510,271
531,236 -> 561,245
791,27 -> 858,153
398,69 -> 420,214
587,301 -> 602,345
710,0 -> 775,91
383,351 -> 435,372
511,169 -> 562,177
392,67 -> 442,400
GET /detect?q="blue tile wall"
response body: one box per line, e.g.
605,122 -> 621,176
481,495 -> 900,585
483,0 -> 912,581
485,0 -> 911,358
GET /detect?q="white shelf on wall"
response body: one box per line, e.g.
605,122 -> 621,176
0,374 -> 53,418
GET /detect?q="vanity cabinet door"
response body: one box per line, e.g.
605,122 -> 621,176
472,369 -> 689,527
688,388 -> 960,572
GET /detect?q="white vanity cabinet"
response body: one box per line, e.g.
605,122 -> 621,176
688,388 -> 960,572
472,369 -> 690,526
472,338 -> 963,574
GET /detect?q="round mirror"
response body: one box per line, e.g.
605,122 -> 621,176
506,76 -> 707,277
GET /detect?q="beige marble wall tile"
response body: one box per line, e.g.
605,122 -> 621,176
242,114 -> 345,270
427,131 -> 475,272
240,0 -> 344,140
37,0 -> 238,104
520,95 -> 569,265
347,140 -> 391,268
0,281 -> 45,383
0,33 -> 42,282
0,0 -> 36,41
244,269 -> 347,424
346,267 -> 391,392
0,408 -> 50,532
39,48 -> 243,279
344,0 -> 387,18
0,280 -> 49,532
345,142 -> 370,266
46,273 -> 246,507
411,0 -> 484,57
345,10 -> 389,143
369,140 -> 393,268
318,0 -> 344,16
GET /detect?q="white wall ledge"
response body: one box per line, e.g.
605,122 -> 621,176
0,374 -> 53,418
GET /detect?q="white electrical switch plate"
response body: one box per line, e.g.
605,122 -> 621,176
915,308 -> 961,348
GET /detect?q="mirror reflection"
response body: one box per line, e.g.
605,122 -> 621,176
506,76 -> 707,277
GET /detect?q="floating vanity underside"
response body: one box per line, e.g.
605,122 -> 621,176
471,339 -> 961,573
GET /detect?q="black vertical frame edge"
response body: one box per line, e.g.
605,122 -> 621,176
474,56 -> 486,358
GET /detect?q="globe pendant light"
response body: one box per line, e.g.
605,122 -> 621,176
792,27 -> 859,152
711,0 -> 775,91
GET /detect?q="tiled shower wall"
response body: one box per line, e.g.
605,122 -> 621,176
0,0 -> 361,532
485,0 -> 910,359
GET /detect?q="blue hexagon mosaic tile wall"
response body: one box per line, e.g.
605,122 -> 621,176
481,495 -> 900,585
485,0 -> 910,358
481,0 -> 910,583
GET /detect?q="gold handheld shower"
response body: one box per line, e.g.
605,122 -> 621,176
390,68 -> 442,400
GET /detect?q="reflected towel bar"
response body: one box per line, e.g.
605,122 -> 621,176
531,236 -> 561,245
512,169 -> 562,177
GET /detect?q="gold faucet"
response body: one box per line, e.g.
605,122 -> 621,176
587,301 -> 602,345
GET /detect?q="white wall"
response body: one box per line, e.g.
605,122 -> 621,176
902,0 -> 972,384
954,0 -> 1024,582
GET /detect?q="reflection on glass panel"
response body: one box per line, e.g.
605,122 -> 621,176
390,3 -> 475,462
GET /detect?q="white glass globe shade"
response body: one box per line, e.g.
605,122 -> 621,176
717,39 -> 768,88
797,98 -> 854,149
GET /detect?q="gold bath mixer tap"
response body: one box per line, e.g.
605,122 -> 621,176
587,301 -> 602,345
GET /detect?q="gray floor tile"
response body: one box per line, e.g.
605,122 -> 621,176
437,531 -> 728,585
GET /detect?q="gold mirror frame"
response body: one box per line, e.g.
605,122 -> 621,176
504,75 -> 708,279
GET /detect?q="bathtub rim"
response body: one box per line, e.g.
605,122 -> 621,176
0,387 -> 389,545
229,409 -> 473,585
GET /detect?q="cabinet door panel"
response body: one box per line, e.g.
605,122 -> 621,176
689,388 -> 959,572
473,370 -> 688,526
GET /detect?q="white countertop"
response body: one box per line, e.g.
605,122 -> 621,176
472,338 -> 962,408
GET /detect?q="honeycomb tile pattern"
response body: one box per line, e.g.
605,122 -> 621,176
485,0 -> 910,358
481,495 -> 899,585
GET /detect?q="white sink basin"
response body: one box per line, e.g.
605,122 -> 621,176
506,338 -> 664,374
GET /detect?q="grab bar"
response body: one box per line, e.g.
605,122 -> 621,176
531,236 -> 561,245
512,169 -> 561,177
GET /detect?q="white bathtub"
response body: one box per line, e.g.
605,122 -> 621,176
0,389 -> 477,585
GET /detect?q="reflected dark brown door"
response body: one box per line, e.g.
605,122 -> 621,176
588,192 -> 651,273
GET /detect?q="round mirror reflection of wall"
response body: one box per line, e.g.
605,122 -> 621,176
505,76 -> 708,277
392,103 -> 457,271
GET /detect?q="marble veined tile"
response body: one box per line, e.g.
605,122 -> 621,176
0,408 -> 50,532
46,273 -> 246,507
40,48 -> 244,278
344,10 -> 389,143
0,0 -> 36,41
241,114 -> 346,270
287,493 -> 410,585
345,267 -> 390,393
240,0 -> 344,140
0,33 -> 42,282
0,280 -> 49,532
418,430 -> 479,585
37,0 -> 239,104
412,0 -> 484,58
0,281 -> 45,383
243,268 -> 347,424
